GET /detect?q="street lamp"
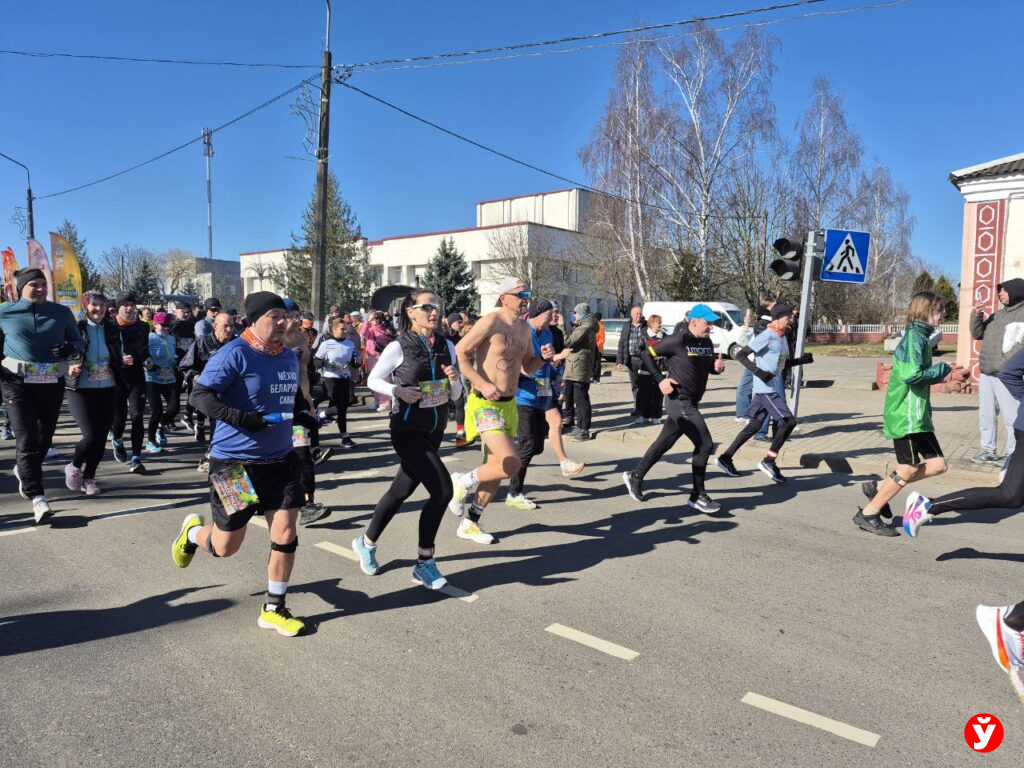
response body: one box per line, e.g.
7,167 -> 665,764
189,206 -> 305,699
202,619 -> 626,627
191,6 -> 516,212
0,151 -> 34,239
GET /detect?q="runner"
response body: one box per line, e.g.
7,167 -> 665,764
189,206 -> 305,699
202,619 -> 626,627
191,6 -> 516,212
506,299 -> 585,509
64,290 -> 126,496
448,277 -> 551,544
314,317 -> 358,449
975,602 -> 1024,703
715,302 -> 814,484
110,293 -> 150,474
171,304 -> 199,434
544,303 -> 585,477
622,305 -> 725,513
144,312 -> 180,454
445,311 -> 469,446
353,289 -> 462,588
852,291 -> 949,536
193,297 -> 221,338
171,291 -> 306,636
0,267 -> 83,522
179,311 -> 236,470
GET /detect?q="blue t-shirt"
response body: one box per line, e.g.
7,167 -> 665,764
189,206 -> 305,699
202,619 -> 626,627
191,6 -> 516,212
198,337 -> 299,460
747,328 -> 788,395
146,332 -> 178,384
516,326 -> 554,409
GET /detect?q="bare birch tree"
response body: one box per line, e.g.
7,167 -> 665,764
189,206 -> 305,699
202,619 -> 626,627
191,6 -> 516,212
487,224 -> 572,300
162,248 -> 199,294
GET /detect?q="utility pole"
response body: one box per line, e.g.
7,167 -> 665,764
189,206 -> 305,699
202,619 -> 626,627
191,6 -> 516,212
311,0 -> 332,326
0,152 -> 34,239
203,128 -> 214,262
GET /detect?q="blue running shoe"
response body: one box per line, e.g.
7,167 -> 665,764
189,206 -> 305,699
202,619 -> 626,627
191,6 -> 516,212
146,441 -> 163,454
351,535 -> 379,575
903,492 -> 934,537
412,558 -> 447,590
157,428 -> 168,448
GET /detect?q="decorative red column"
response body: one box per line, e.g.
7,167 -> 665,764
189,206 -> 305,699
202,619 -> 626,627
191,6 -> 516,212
967,199 -> 1007,381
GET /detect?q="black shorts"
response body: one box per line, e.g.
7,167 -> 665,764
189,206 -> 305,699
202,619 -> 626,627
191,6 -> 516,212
208,451 -> 302,532
893,432 -> 943,466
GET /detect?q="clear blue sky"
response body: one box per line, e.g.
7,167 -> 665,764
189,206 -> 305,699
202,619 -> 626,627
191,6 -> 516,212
2,0 -> 1020,280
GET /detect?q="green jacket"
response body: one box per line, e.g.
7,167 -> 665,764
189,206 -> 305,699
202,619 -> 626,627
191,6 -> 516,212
882,321 -> 950,439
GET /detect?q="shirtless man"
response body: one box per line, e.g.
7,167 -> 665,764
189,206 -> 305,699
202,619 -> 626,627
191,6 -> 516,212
449,278 -> 552,543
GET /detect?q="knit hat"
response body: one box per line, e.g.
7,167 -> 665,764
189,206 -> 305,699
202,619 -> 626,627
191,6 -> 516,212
528,299 -> 555,318
573,302 -> 592,320
770,302 -> 795,320
446,312 -> 464,327
115,291 -> 137,308
153,311 -> 169,325
282,298 -> 300,313
244,291 -> 286,326
14,267 -> 45,294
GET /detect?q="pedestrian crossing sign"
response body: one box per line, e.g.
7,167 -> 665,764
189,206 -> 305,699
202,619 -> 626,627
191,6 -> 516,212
820,229 -> 870,284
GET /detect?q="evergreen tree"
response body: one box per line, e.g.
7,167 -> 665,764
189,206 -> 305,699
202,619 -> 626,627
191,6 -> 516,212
911,269 -> 934,296
56,219 -> 103,292
424,237 -> 479,313
279,171 -> 371,313
933,275 -> 959,320
665,250 -> 701,301
129,256 -> 163,302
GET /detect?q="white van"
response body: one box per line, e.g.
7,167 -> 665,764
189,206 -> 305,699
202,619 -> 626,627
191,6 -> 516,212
641,301 -> 753,359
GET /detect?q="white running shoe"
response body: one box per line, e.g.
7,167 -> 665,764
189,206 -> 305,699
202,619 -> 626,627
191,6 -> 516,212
32,496 -> 53,525
457,518 -> 494,544
560,459 -> 585,477
449,472 -> 470,517
64,463 -> 83,492
976,604 -> 1024,703
505,494 -> 538,510
903,492 -> 934,537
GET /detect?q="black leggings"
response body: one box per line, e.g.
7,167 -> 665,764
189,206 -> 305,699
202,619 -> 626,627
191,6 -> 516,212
324,377 -> 351,435
146,381 -> 180,442
294,446 -> 316,502
930,429 -> 1024,515
722,392 -> 796,458
67,387 -> 118,479
113,377 -> 147,456
366,430 -> 452,549
634,397 -> 713,495
510,405 -> 547,496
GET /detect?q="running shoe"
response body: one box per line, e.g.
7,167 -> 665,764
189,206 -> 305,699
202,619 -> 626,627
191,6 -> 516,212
257,604 -> 305,637
412,558 -> 448,590
156,428 -> 168,448
172,513 -> 204,568
903,492 -> 934,537
852,508 -> 899,537
647,418 -> 662,424
454,432 -> 468,449
197,458 -> 209,474
622,471 -> 645,502
64,463 -> 83,492
45,448 -> 59,461
32,496 -> 53,525
298,502 -> 330,526
715,456 -> 741,478
971,450 -> 1000,465
146,441 -> 163,454
505,494 -> 538,510
351,535 -> 379,575
341,436 -> 356,449
633,417 -> 647,426
976,604 -> 1024,703
457,518 -> 494,544
753,434 -> 771,442
196,425 -> 206,445
180,414 -> 195,432
129,456 -> 146,474
376,404 -> 390,413
0,424 -> 13,440
111,437 -> 128,463
13,465 -> 27,499
569,429 -> 590,442
560,459 -> 585,477
734,417 -> 749,424
860,479 -> 893,519
759,458 -> 786,483
448,472 -> 471,517
688,492 -> 721,514
82,479 -> 101,496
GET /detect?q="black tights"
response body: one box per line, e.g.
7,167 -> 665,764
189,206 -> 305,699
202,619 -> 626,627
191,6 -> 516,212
634,398 -> 713,496
722,393 -> 796,458
510,405 -> 547,496
366,430 -> 452,549
931,429 -> 1024,515
145,381 -> 180,442
324,377 -> 351,435
67,388 -> 118,479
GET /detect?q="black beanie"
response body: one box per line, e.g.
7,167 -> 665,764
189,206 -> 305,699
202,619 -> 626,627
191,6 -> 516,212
528,299 -> 555,318
446,312 -> 463,327
115,291 -> 138,308
14,267 -> 45,294
244,291 -> 286,326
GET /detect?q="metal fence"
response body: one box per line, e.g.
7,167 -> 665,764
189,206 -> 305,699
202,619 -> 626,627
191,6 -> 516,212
810,323 -> 959,335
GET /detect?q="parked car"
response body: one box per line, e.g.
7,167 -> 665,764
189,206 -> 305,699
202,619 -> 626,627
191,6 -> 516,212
601,318 -> 628,360
641,301 -> 754,358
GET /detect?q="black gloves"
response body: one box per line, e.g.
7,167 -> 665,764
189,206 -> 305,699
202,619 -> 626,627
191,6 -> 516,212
238,411 -> 269,432
51,342 -> 78,360
794,353 -> 815,365
293,410 -> 317,430
755,369 -> 774,383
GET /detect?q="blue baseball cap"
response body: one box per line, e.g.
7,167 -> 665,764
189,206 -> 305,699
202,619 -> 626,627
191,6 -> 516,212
688,304 -> 720,322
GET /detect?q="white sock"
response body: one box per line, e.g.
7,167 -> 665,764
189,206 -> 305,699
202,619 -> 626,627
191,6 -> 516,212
465,468 -> 481,492
268,580 -> 288,596
31,495 -> 45,503
187,526 -> 200,545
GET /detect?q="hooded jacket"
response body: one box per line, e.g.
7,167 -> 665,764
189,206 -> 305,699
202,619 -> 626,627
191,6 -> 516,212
563,314 -> 599,383
971,278 -> 1024,375
882,320 -> 950,439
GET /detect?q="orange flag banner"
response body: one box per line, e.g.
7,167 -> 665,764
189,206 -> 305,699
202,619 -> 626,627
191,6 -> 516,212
1,247 -> 17,302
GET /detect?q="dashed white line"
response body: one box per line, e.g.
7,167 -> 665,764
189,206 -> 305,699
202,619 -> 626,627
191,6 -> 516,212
249,517 -> 269,529
438,583 -> 478,603
0,526 -> 36,538
740,692 -> 880,747
545,623 -> 639,660
314,540 -> 359,561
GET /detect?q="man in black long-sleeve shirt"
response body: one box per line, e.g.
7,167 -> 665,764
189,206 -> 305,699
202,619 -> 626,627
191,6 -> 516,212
621,304 -> 725,513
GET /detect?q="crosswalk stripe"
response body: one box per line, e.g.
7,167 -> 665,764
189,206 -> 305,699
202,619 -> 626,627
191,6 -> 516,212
545,623 -> 639,660
741,692 -> 880,747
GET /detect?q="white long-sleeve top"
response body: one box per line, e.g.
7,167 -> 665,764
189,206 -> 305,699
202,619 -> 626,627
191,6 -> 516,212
368,337 -> 463,401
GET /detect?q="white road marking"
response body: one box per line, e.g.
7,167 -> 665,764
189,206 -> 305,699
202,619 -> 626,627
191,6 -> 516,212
249,517 -> 269,529
96,498 -> 200,521
545,623 -> 639,660
0,526 -> 36,538
441,456 -> 460,464
439,583 -> 478,603
314,540 -> 359,561
334,469 -> 380,480
740,692 -> 880,748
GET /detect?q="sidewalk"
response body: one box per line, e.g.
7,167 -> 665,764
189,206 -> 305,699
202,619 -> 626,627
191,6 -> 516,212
587,356 -> 1003,485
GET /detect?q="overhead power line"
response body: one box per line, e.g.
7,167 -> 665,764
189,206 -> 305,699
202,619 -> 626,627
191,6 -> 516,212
0,49 -> 318,69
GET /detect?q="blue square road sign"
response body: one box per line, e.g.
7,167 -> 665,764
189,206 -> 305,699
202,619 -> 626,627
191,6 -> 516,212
820,229 -> 870,284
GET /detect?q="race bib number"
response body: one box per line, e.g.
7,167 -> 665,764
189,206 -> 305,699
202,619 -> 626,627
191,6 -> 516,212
534,376 -> 552,397
475,405 -> 506,432
210,464 -> 260,515
419,378 -> 450,408
86,362 -> 112,383
24,362 -> 59,384
292,425 -> 311,448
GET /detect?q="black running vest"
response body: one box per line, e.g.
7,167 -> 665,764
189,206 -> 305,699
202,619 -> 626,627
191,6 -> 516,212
391,332 -> 453,434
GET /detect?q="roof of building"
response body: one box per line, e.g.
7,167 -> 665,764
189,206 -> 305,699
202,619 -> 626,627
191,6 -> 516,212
366,220 -> 574,247
476,187 -> 583,206
949,151 -> 1024,186
239,248 -> 288,257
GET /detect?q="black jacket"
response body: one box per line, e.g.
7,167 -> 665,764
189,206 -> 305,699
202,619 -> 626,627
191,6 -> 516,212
641,329 -> 720,403
67,318 -> 127,391
616,320 -> 647,365
115,319 -> 151,379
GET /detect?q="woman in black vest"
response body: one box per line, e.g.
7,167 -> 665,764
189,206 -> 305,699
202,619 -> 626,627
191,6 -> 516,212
355,290 -> 462,590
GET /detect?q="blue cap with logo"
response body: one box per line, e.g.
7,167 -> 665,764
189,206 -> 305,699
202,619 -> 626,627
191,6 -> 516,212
688,304 -> 720,322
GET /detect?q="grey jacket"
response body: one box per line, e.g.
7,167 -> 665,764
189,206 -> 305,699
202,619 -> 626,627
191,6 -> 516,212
563,315 -> 599,382
971,278 -> 1024,375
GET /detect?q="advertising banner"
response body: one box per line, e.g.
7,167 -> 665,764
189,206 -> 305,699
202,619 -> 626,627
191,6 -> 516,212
50,232 -> 84,319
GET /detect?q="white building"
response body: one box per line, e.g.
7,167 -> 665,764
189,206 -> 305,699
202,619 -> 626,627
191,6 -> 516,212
238,188 -> 620,316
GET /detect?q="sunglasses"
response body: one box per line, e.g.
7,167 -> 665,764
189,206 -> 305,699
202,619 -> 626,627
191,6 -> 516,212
506,291 -> 533,300
411,303 -> 440,312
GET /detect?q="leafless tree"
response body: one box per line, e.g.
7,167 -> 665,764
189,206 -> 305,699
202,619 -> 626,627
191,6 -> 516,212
487,224 -> 572,299
162,248 -> 199,294
99,243 -> 155,293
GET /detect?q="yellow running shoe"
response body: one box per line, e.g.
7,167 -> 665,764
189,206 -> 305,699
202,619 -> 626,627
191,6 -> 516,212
172,514 -> 204,568
258,604 -> 305,637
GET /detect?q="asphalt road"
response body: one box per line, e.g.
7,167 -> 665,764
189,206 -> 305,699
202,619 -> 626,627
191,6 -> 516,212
1,400 -> 1022,767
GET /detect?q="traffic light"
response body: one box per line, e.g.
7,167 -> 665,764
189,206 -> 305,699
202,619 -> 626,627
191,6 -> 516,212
770,237 -> 805,281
